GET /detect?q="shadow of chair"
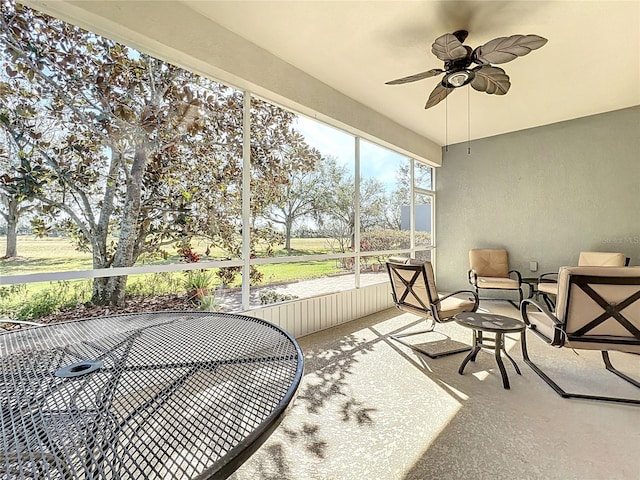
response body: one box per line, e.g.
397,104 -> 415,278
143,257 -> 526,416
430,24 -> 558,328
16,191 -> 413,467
386,257 -> 479,358
521,265 -> 640,405
468,248 -> 523,308
537,251 -> 629,310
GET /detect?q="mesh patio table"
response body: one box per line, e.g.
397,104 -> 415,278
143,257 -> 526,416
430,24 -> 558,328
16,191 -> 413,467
0,312 -> 304,479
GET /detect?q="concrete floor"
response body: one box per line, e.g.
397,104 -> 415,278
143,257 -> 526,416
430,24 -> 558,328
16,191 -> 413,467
231,301 -> 640,480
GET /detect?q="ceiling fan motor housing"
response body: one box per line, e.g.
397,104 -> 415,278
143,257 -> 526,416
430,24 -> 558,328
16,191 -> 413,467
442,55 -> 475,88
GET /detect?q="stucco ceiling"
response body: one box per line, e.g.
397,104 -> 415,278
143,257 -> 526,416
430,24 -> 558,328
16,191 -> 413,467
183,0 -> 640,146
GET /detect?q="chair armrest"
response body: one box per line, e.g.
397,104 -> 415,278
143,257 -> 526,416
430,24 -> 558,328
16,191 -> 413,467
520,298 -> 556,322
520,298 -> 560,325
520,298 -> 566,346
467,269 -> 478,287
537,272 -> 558,283
508,269 -> 522,285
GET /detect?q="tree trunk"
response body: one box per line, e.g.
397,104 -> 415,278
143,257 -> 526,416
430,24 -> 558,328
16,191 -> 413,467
91,142 -> 149,307
284,218 -> 292,252
91,275 -> 128,306
4,197 -> 19,258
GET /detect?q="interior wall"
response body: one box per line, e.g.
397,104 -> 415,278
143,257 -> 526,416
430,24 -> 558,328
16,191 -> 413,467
436,106 -> 640,292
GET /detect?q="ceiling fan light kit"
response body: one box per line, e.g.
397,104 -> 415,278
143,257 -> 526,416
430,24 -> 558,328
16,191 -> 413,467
443,69 -> 474,88
386,29 -> 548,109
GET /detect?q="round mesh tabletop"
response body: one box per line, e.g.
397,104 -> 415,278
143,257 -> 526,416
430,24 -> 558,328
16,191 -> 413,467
0,312 -> 304,479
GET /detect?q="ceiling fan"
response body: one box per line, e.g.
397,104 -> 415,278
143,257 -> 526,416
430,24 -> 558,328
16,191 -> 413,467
386,30 -> 547,109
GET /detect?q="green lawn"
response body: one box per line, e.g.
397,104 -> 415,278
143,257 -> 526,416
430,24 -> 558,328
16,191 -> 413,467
0,235 -> 347,321
258,259 -> 342,284
0,235 -> 336,276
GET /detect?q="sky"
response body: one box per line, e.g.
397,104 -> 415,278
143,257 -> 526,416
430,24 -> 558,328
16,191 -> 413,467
293,114 -> 410,192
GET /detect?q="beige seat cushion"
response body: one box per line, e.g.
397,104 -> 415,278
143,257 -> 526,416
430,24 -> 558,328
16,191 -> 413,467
525,311 -> 560,342
476,276 -> 520,290
469,249 -> 510,278
439,295 -> 476,318
537,282 -> 558,295
554,266 -> 640,353
538,252 -> 627,298
578,251 -> 626,267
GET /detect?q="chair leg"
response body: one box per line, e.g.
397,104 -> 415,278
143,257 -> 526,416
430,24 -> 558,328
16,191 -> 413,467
522,330 -> 640,405
507,287 -> 524,310
541,293 -> 555,311
602,351 -> 640,389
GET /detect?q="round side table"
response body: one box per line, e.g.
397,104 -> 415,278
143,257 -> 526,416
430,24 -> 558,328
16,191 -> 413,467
454,312 -> 526,389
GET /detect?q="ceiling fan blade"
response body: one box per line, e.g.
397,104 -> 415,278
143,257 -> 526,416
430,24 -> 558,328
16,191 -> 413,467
385,69 -> 444,85
431,33 -> 468,61
474,34 -> 548,65
425,84 -> 454,109
470,66 -> 511,95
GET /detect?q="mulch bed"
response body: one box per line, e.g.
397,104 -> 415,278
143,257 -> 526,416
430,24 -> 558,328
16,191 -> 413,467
1,294 -> 198,331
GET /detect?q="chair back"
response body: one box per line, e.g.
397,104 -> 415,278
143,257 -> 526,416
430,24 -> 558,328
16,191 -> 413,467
577,251 -> 627,267
555,266 -> 640,353
469,248 -> 510,278
386,260 -> 439,316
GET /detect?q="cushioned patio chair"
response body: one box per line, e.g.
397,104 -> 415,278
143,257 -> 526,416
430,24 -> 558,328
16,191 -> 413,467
537,251 -> 628,310
521,265 -> 640,405
386,256 -> 479,358
468,248 -> 523,308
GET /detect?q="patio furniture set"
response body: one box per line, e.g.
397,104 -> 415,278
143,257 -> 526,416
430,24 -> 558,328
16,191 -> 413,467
386,250 -> 640,404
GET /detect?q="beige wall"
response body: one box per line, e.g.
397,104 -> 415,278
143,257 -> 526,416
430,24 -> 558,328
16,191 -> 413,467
436,106 -> 640,292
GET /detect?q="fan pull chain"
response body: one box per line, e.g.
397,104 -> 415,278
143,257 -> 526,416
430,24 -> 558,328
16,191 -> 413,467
445,93 -> 448,152
467,85 -> 471,154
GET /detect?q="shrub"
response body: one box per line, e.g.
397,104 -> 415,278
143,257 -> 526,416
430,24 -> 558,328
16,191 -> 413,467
184,270 -> 213,290
259,289 -> 298,305
11,292 -> 60,321
216,265 -> 263,288
196,294 -> 220,312
360,229 -> 431,256
0,281 -> 92,322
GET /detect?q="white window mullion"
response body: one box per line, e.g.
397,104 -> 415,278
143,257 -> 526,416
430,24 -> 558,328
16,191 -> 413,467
241,93 -> 251,310
431,166 -> 437,269
354,137 -> 361,288
410,159 -> 416,257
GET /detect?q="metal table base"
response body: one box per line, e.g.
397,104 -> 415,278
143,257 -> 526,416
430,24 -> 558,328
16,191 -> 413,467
454,312 -> 525,389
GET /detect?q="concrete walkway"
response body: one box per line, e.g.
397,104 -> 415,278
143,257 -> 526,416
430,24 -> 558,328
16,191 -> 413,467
216,271 -> 389,312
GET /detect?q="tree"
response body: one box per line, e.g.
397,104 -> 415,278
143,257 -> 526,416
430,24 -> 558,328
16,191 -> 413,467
314,156 -> 386,251
0,132 -> 36,258
258,136 -> 323,252
1,2 -> 314,305
383,161 -> 431,231
0,67 -> 48,257
383,162 -> 410,230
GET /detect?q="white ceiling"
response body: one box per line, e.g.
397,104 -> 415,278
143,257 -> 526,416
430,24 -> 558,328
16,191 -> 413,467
184,0 -> 640,146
